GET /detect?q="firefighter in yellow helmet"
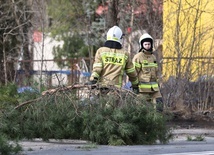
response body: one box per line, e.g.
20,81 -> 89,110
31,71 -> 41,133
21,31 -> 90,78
132,33 -> 163,111
86,26 -> 139,92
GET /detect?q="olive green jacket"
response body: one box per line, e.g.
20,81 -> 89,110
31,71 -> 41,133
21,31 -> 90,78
132,50 -> 159,92
90,47 -> 138,88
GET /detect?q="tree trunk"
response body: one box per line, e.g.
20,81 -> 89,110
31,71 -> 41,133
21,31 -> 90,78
106,0 -> 119,28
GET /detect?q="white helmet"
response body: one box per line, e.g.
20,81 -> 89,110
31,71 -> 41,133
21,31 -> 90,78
106,26 -> 124,44
139,33 -> 153,49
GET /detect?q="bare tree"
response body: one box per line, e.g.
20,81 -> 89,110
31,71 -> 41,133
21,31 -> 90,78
162,0 -> 214,113
106,0 -> 120,28
31,0 -> 48,92
0,0 -> 33,85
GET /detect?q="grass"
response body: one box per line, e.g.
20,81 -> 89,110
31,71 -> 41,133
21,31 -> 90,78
76,142 -> 97,150
186,135 -> 205,141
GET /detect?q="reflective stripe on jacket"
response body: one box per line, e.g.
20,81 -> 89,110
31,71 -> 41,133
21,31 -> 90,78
90,47 -> 138,88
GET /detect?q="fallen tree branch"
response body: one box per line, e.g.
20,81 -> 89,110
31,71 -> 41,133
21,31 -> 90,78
14,84 -> 93,109
15,84 -> 137,110
15,97 -> 42,109
41,84 -> 88,95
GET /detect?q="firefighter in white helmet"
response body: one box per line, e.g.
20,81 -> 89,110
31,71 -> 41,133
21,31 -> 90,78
132,33 -> 163,111
86,26 -> 139,92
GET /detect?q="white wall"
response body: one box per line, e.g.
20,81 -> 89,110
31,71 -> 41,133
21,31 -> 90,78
33,34 -> 69,86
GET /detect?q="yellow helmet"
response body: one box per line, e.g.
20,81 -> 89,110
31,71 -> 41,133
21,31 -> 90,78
106,26 -> 124,45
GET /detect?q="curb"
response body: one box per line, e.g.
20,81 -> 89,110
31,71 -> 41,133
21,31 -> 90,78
172,129 -> 214,137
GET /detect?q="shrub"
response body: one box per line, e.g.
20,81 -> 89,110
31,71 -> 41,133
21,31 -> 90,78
82,96 -> 172,145
0,134 -> 22,155
0,87 -> 172,146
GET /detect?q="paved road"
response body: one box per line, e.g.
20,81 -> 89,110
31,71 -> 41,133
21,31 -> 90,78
20,129 -> 214,155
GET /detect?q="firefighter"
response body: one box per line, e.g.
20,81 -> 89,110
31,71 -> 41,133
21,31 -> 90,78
86,25 -> 139,93
132,33 -> 163,111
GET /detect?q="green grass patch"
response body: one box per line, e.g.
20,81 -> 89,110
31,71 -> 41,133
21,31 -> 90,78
186,135 -> 205,141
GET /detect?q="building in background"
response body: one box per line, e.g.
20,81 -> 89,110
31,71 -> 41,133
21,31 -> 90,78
163,0 -> 214,81
32,32 -> 90,87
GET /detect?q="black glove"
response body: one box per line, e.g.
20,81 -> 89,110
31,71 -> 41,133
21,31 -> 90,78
132,85 -> 139,94
85,80 -> 97,85
84,77 -> 98,88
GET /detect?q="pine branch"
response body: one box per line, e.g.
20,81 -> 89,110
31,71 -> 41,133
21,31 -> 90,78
14,97 -> 43,109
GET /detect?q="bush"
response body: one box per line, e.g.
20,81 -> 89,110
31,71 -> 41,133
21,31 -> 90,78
0,83 -> 19,108
0,87 -> 172,146
0,134 -> 22,155
81,95 -> 172,145
161,76 -> 214,113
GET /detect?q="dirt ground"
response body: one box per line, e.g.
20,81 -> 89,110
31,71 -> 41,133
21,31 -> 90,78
167,114 -> 214,129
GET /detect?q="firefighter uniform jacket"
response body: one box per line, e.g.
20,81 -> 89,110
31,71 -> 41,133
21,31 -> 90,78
132,50 -> 159,93
90,46 -> 138,88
